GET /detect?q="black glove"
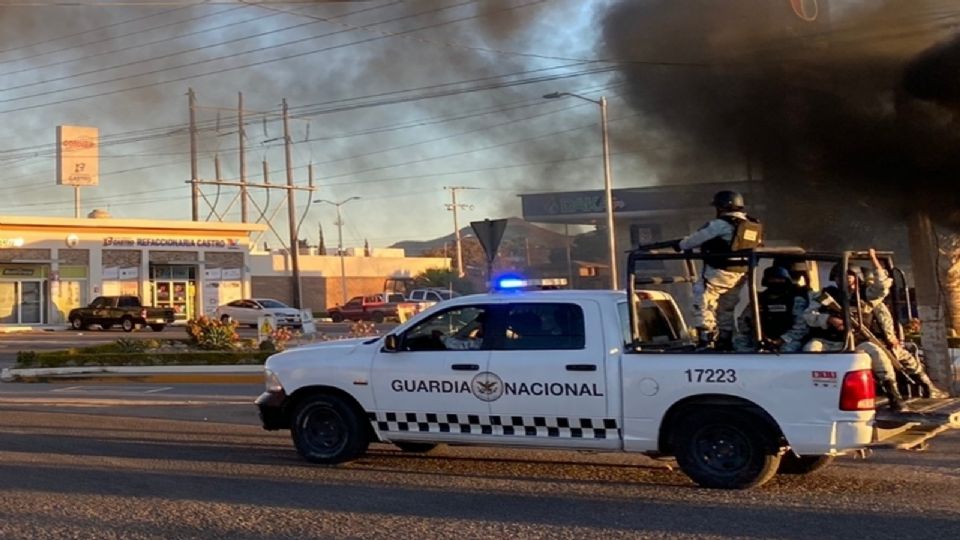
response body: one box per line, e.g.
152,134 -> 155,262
671,240 -> 683,252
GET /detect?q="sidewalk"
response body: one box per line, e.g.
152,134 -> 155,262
1,364 -> 264,384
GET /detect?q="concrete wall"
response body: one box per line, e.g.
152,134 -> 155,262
252,276 -> 397,312
249,252 -> 451,312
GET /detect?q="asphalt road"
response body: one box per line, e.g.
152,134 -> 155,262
0,382 -> 957,539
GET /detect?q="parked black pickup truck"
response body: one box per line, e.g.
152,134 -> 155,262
68,296 -> 175,332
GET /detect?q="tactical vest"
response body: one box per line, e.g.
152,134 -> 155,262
759,288 -> 802,339
701,215 -> 763,271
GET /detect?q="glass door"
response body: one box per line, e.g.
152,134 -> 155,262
20,281 -> 43,324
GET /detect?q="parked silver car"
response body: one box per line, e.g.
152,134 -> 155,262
215,298 -> 302,328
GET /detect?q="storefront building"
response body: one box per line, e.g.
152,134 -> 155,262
0,214 -> 265,327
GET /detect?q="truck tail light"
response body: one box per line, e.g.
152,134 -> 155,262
839,369 -> 876,411
140,309 -> 147,319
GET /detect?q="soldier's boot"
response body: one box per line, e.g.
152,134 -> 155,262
715,330 -> 734,352
916,373 -> 949,399
881,379 -> 909,412
696,328 -> 716,351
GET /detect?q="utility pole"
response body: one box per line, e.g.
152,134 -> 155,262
283,99 -> 303,310
444,186 -> 477,278
238,92 -> 248,223
315,198 -> 362,305
188,88 -> 199,221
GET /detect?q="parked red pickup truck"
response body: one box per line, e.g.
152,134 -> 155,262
327,294 -> 420,323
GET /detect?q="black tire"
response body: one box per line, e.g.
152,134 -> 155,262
149,324 -> 166,332
99,323 -> 113,331
777,454 -> 834,475
70,317 -> 86,331
673,409 -> 782,489
120,317 -> 136,333
395,442 -> 439,454
330,312 -> 344,323
220,314 -> 231,324
371,311 -> 385,323
291,394 -> 368,464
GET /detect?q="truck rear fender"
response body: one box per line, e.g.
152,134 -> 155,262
283,385 -> 380,442
657,394 -> 786,455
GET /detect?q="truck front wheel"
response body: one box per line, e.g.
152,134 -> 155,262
120,317 -> 136,332
673,409 -> 781,489
777,454 -> 834,475
371,311 -> 385,323
291,394 -> 368,464
330,312 -> 344,323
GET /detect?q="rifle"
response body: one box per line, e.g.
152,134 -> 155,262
814,291 -> 895,357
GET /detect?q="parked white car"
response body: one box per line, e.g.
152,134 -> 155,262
215,298 -> 302,328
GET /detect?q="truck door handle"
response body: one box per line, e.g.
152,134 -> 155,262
451,364 -> 480,371
566,364 -> 597,372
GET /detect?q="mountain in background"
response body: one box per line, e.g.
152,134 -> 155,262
390,217 -> 569,256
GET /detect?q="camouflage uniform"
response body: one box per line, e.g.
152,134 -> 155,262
679,211 -> 749,340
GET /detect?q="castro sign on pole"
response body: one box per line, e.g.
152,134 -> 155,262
56,125 -> 99,186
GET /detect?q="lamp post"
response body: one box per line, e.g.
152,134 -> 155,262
314,197 -> 361,305
543,91 -> 618,290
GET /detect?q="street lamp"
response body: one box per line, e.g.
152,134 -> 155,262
314,197 -> 361,305
543,91 -> 618,290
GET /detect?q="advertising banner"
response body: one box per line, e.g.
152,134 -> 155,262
56,125 -> 99,186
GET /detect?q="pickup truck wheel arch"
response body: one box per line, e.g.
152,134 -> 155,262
285,386 -> 379,444
291,394 -> 369,464
672,408 -> 783,489
658,395 -> 786,456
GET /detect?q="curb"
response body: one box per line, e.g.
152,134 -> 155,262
2,365 -> 263,384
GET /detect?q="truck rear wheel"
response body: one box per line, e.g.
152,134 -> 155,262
673,409 -> 781,489
120,317 -> 136,333
777,454 -> 834,475
371,311 -> 385,323
291,394 -> 368,464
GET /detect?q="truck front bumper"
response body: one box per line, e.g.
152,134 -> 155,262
255,390 -> 289,431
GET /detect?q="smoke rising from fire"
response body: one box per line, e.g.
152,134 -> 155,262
601,0 -> 960,247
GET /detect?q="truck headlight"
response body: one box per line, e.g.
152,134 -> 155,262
264,369 -> 284,393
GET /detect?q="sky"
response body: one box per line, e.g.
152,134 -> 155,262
0,0 -> 649,250
2,0 -> 948,252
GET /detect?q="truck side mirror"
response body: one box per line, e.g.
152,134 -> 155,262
383,334 -> 399,352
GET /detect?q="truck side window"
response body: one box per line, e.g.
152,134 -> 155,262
502,303 -> 585,350
402,306 -> 489,352
118,297 -> 138,308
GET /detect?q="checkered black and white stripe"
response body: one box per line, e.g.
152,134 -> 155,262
368,412 -> 619,440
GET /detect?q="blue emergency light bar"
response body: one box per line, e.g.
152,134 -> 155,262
492,276 -> 569,291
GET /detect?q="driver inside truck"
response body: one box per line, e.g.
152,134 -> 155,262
437,311 -> 486,350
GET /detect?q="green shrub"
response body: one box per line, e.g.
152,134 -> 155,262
186,316 -> 239,350
115,338 -> 147,353
16,351 -> 37,367
15,350 -> 271,369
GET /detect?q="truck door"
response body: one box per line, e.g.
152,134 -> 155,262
484,301 -> 617,449
371,304 -> 492,441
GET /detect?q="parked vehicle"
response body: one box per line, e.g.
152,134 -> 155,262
327,294 -> 419,323
407,288 -> 459,308
215,299 -> 302,328
256,249 -> 960,490
68,296 -> 175,332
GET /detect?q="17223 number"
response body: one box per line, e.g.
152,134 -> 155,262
684,368 -> 737,383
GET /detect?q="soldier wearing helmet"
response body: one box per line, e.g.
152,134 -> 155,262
676,190 -> 763,350
803,249 -> 909,410
734,264 -> 810,353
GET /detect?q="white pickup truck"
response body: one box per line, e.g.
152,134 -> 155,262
256,248 -> 960,489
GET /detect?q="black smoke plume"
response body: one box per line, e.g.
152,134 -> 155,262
601,0 -> 960,248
